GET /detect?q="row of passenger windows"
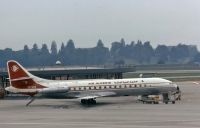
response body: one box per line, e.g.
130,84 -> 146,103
69,84 -> 152,91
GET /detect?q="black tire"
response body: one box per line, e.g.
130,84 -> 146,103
89,99 -> 96,104
81,99 -> 87,104
81,99 -> 97,105
92,99 -> 96,104
172,101 -> 175,104
154,101 -> 159,104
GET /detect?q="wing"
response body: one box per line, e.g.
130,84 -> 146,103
76,91 -> 116,100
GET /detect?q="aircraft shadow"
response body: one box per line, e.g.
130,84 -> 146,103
27,100 -> 119,109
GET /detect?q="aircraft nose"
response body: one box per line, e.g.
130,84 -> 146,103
173,84 -> 181,101
174,84 -> 181,91
176,85 -> 180,91
173,83 -> 178,88
173,83 -> 180,90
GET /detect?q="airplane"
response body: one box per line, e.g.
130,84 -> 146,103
5,60 -> 181,106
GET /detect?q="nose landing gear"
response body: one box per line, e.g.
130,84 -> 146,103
162,92 -> 177,104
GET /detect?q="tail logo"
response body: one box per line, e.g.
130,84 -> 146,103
11,65 -> 19,72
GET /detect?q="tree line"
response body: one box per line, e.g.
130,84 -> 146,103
0,39 -> 200,68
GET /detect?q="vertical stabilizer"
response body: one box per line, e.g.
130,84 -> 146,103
7,60 -> 45,92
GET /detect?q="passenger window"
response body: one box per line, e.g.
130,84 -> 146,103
126,85 -> 130,88
80,87 -> 84,90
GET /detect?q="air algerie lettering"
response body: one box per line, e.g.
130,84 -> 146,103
88,80 -> 139,85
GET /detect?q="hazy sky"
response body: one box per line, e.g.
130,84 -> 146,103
0,0 -> 200,50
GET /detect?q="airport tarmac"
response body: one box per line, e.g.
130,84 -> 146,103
1,81 -> 200,128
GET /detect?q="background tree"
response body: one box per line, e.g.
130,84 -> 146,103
64,39 -> 76,65
50,41 -> 58,65
155,45 -> 169,64
30,43 -> 41,66
58,42 -> 65,65
90,39 -> 110,65
142,41 -> 154,63
39,44 -> 50,66
21,45 -> 30,66
51,41 -> 57,56
0,40 -> 199,68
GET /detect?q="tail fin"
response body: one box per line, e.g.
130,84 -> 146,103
7,60 -> 45,90
8,60 -> 30,80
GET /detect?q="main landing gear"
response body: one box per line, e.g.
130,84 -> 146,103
81,99 -> 96,105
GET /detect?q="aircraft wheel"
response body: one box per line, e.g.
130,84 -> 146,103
92,99 -> 96,104
89,99 -> 96,104
81,99 -> 96,105
162,93 -> 169,105
81,99 -> 87,104
153,101 -> 159,104
172,101 -> 175,104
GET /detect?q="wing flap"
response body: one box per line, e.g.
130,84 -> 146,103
38,87 -> 69,94
77,91 -> 116,100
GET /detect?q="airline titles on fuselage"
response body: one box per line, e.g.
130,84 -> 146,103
88,80 -> 140,85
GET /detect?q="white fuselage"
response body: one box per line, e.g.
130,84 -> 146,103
31,77 -> 177,98
6,60 -> 180,105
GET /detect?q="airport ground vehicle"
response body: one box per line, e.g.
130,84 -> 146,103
138,95 -> 160,104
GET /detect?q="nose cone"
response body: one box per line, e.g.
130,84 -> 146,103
172,83 -> 178,88
173,83 -> 180,92
176,85 -> 180,91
